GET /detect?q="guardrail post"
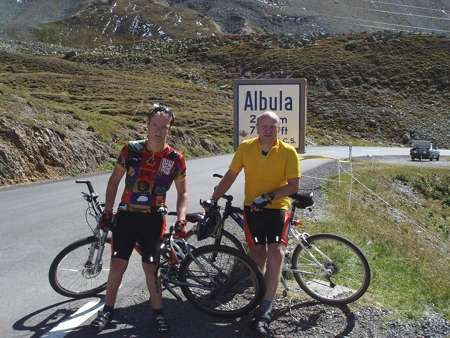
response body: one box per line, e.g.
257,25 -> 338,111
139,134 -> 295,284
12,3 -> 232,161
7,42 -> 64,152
348,144 -> 353,210
338,161 -> 341,186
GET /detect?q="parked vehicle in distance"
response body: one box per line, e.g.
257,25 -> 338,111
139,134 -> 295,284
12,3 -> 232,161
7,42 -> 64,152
410,140 -> 440,161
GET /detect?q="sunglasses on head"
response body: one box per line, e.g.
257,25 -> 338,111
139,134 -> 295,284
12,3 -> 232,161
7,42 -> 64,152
151,103 -> 172,114
148,103 -> 175,125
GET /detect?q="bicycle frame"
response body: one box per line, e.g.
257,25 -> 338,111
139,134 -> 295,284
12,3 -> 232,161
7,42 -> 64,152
75,179 -> 233,294
212,194 -> 244,243
75,180 -> 110,275
210,189 -> 324,292
160,225 -> 247,302
211,192 -> 372,303
215,193 -> 307,247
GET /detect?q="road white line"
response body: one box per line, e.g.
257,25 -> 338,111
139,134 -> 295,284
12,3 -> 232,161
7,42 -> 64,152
353,6 -> 450,21
322,14 -> 450,33
41,300 -> 103,338
367,1 -> 450,13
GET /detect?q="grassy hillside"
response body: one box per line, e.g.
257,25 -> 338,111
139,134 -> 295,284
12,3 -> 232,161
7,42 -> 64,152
305,162 -> 450,319
191,33 -> 450,146
1,32 -> 449,184
0,46 -> 233,155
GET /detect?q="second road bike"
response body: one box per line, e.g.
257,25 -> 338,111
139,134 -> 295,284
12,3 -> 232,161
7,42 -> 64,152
186,174 -> 372,306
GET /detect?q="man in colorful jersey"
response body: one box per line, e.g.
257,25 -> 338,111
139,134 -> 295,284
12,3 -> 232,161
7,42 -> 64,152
91,104 -> 187,333
211,111 -> 300,335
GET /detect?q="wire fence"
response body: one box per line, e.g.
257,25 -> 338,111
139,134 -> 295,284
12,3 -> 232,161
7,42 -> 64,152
302,153 -> 449,253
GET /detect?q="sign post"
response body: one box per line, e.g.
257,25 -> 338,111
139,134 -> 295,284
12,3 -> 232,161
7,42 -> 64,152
233,79 -> 307,153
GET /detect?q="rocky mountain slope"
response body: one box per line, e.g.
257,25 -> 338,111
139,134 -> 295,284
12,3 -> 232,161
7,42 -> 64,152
0,107 -> 113,185
1,0 -> 450,46
1,31 -> 449,185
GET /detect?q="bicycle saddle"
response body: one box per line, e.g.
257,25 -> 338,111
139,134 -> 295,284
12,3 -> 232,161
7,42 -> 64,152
290,192 -> 314,208
186,212 -> 205,223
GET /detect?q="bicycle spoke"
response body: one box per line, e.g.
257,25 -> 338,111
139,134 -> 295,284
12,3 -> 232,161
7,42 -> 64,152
51,238 -> 111,297
293,234 -> 370,305
180,245 -> 263,317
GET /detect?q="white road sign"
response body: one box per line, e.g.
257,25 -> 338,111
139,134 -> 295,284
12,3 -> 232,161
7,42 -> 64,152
233,79 -> 307,152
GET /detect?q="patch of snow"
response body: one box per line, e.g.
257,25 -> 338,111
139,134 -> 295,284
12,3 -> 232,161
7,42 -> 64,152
110,2 -> 117,13
113,16 -> 123,33
130,15 -> 140,34
102,18 -> 112,34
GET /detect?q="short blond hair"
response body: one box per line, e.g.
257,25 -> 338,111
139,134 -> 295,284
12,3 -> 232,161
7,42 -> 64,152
256,111 -> 280,125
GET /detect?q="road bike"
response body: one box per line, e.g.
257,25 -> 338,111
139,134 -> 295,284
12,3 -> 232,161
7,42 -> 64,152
48,180 -> 265,318
188,174 -> 371,306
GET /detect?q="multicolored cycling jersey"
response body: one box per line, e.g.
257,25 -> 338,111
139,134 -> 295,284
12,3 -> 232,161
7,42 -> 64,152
116,140 -> 186,213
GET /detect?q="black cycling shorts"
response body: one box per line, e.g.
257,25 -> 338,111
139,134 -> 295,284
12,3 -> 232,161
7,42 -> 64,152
243,207 -> 288,249
112,211 -> 166,264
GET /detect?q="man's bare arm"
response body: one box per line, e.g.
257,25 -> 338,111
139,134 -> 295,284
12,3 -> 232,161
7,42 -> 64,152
174,177 -> 188,221
211,169 -> 239,201
270,177 -> 299,199
104,164 -> 126,213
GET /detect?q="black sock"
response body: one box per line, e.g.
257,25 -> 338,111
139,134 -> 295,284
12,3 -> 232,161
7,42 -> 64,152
258,299 -> 273,320
153,308 -> 164,317
103,305 -> 114,314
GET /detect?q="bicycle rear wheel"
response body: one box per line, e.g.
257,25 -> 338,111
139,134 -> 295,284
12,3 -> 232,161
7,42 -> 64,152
221,229 -> 246,252
179,244 -> 264,318
49,235 -> 111,298
187,229 -> 245,253
292,233 -> 371,305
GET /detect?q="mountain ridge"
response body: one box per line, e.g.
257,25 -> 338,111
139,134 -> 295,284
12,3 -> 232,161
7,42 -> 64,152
1,0 -> 450,46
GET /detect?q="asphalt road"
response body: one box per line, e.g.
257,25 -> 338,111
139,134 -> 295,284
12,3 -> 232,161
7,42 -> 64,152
1,146 -> 449,338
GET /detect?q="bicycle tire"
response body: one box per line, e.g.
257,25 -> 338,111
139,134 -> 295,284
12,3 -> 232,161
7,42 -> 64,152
179,244 -> 264,318
292,233 -> 371,305
220,230 -> 245,252
187,229 -> 245,253
49,236 -> 111,298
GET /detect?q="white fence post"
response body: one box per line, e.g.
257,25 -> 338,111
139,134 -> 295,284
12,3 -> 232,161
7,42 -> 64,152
348,144 -> 353,210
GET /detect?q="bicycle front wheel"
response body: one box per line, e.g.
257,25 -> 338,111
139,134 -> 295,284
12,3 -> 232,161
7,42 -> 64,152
49,236 -> 111,298
292,233 -> 371,305
179,245 -> 264,318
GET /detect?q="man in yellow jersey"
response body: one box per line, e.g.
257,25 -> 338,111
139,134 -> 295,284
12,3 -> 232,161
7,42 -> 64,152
211,111 -> 300,335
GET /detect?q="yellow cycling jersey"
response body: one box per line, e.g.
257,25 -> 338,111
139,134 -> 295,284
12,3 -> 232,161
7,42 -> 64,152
229,137 -> 301,209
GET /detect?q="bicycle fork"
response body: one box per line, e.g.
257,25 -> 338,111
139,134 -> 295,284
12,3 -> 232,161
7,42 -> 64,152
84,230 -> 108,276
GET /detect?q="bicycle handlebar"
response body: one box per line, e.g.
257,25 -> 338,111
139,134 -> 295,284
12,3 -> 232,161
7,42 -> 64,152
75,180 -> 95,194
212,173 -> 313,209
212,174 -> 234,202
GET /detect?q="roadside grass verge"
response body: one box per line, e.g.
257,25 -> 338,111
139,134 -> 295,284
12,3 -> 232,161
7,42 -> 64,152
303,162 -> 449,319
